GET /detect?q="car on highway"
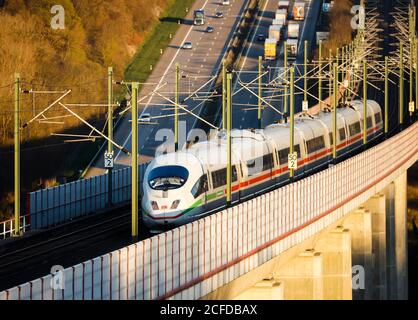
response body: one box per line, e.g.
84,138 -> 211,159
139,112 -> 151,123
257,34 -> 265,41
215,11 -> 223,18
206,25 -> 214,33
182,41 -> 193,49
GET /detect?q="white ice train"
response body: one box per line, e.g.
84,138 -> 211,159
142,100 -> 383,232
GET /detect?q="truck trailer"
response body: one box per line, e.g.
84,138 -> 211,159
275,9 -> 288,23
293,1 -> 305,21
268,25 -> 282,43
264,39 -> 277,60
287,21 -> 300,39
286,38 -> 298,59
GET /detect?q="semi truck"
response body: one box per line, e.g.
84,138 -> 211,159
286,39 -> 298,59
269,25 -> 282,42
287,21 -> 300,39
194,9 -> 205,25
286,21 -> 300,59
278,0 -> 290,13
264,39 -> 277,60
272,18 -> 285,26
293,1 -> 305,21
275,9 -> 288,23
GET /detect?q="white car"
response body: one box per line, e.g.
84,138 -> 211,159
139,112 -> 151,123
182,41 -> 193,49
222,0 -> 230,5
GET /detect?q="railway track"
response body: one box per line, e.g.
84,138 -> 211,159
0,207 -> 148,291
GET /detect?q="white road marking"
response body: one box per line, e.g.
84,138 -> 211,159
114,0 -> 211,161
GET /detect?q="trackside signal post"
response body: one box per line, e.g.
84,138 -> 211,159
318,40 -> 322,110
226,73 -> 232,205
14,73 -> 21,237
222,61 -> 227,130
258,56 -> 262,129
175,63 -> 180,151
304,40 -> 308,107
131,83 -> 139,241
107,67 -> 113,207
385,56 -> 389,134
399,42 -> 404,126
363,61 -> 367,145
284,42 -> 288,115
333,63 -> 338,161
289,67 -> 295,179
415,39 -> 418,111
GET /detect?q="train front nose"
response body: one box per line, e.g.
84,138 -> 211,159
142,197 -> 184,229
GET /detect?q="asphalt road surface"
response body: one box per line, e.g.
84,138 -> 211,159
230,0 -> 322,129
85,0 -> 249,177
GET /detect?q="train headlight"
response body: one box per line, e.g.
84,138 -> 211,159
151,201 -> 159,210
171,200 -> 181,209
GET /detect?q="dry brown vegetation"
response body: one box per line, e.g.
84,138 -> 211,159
0,0 -> 187,221
322,0 -> 354,55
0,0 -> 168,146
313,0 -> 354,60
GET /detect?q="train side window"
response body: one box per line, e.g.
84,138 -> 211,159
339,127 -> 346,141
374,112 -> 382,124
211,166 -> 237,189
306,136 -> 325,154
246,153 -> 274,176
191,174 -> 208,199
263,153 -> 274,171
366,116 -> 373,129
349,122 -> 361,136
232,166 -> 238,182
329,132 -> 333,146
278,145 -> 301,165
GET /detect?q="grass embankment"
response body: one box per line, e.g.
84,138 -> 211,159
124,0 -> 196,84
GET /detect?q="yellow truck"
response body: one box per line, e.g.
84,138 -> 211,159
264,39 -> 277,60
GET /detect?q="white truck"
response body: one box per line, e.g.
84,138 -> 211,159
278,0 -> 290,13
287,21 -> 300,39
293,1 -> 306,21
275,9 -> 288,24
286,21 -> 300,59
269,25 -> 282,43
272,18 -> 285,26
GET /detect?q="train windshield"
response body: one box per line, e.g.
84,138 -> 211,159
148,166 -> 189,190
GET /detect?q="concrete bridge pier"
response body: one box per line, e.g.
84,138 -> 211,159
233,279 -> 284,300
314,226 -> 352,300
364,193 -> 387,299
273,249 -> 324,300
394,172 -> 408,300
384,172 -> 408,300
343,208 -> 373,299
385,172 -> 408,300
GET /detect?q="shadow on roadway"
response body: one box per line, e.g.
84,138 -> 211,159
159,17 -> 194,26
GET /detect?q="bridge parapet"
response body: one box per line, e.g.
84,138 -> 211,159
1,123 -> 417,300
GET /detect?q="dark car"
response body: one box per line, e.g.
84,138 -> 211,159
206,26 -> 214,33
215,11 -> 223,18
257,34 -> 265,41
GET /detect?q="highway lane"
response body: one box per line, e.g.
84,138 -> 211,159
230,0 -> 322,129
85,0 -> 249,177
